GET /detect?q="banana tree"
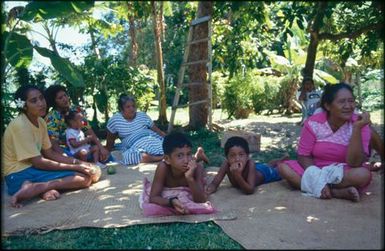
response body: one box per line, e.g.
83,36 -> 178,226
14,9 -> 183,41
263,22 -> 338,114
2,1 -> 94,87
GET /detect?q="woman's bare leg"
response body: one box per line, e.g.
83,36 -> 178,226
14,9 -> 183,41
333,167 -> 371,189
331,186 -> 360,202
141,153 -> 164,163
277,162 -> 301,189
11,173 -> 92,208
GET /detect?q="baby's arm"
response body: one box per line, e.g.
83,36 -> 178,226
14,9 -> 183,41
205,160 -> 229,194
68,136 -> 91,148
185,160 -> 207,203
231,159 -> 256,194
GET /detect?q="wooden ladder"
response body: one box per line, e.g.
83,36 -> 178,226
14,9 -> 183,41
167,15 -> 213,133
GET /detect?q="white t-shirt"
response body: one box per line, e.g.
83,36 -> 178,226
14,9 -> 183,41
305,90 -> 322,116
65,128 -> 90,154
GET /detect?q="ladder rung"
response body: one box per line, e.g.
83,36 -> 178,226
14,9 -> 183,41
182,59 -> 209,67
175,99 -> 209,109
182,82 -> 205,87
191,16 -> 211,26
188,37 -> 209,45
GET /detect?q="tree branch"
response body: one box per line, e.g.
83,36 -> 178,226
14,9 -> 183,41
319,22 -> 383,41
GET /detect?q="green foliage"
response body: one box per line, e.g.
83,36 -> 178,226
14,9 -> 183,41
81,55 -> 156,115
360,69 -> 384,111
316,2 -> 383,69
21,1 -> 94,22
1,85 -> 18,131
34,46 -> 85,87
213,2 -> 272,77
222,71 -> 255,119
3,31 -> 33,68
250,74 -> 281,114
188,128 -> 224,166
211,71 -> 228,108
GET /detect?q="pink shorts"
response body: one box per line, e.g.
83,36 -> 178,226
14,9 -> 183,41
283,160 -> 372,192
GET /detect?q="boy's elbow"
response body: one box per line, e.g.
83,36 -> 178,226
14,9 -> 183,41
194,195 -> 208,203
242,188 -> 255,195
149,196 -> 155,204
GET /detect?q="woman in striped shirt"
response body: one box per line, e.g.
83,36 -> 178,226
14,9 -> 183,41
106,95 -> 209,166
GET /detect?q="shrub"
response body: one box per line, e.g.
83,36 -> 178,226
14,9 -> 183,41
250,73 -> 281,114
211,71 -> 228,109
360,69 -> 384,111
221,71 -> 254,119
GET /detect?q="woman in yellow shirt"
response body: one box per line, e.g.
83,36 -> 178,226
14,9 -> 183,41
3,85 -> 100,208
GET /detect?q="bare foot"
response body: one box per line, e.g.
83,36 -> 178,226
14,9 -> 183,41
11,181 -> 50,208
195,147 -> 209,164
320,184 -> 332,199
368,162 -> 383,172
40,189 -> 60,201
331,186 -> 360,202
11,181 -> 33,208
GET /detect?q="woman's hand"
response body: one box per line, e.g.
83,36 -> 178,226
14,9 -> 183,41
78,163 -> 94,176
354,111 -> 370,129
99,146 -> 110,162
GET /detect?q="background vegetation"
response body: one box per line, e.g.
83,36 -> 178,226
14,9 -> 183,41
1,1 -> 383,249
1,1 -> 383,131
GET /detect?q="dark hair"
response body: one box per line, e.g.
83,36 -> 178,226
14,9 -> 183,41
224,136 -> 249,157
44,85 -> 67,109
118,94 -> 136,111
302,77 -> 314,85
163,132 -> 192,155
64,110 -> 78,125
14,85 -> 44,113
320,82 -> 354,111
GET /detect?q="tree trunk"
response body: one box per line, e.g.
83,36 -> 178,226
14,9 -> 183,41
89,26 -> 101,124
151,1 -> 168,125
303,2 -> 328,79
127,2 -> 138,66
188,1 -> 213,130
343,70 -> 353,84
160,2 -> 165,42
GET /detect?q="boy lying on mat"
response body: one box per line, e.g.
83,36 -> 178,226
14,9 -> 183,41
139,132 -> 215,216
206,136 -> 288,195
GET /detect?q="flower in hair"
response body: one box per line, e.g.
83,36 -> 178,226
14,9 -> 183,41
15,98 -> 25,108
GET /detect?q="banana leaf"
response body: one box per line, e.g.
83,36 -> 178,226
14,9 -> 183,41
34,46 -> 84,87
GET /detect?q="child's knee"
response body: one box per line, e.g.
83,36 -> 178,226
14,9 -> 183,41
83,176 -> 93,187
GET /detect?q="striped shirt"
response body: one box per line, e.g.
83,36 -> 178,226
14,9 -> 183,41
107,111 -> 164,165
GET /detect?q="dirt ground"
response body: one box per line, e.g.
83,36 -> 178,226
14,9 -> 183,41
211,110 -> 384,249
216,110 -> 384,162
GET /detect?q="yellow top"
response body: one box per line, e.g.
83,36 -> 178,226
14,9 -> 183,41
2,113 -> 51,176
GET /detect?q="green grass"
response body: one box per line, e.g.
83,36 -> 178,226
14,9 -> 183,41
2,222 -> 243,249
